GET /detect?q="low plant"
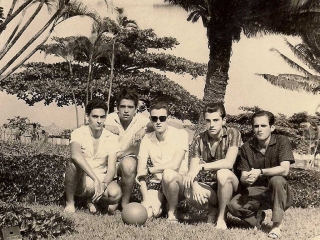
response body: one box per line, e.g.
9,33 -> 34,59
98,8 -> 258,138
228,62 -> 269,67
0,202 -> 75,239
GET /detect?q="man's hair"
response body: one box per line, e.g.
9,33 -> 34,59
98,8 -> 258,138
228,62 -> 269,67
203,102 -> 226,118
251,110 -> 275,126
116,88 -> 139,108
150,101 -> 169,115
85,98 -> 108,115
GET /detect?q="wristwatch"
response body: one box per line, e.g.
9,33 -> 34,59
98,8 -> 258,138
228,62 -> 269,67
260,169 -> 264,176
201,165 -> 205,171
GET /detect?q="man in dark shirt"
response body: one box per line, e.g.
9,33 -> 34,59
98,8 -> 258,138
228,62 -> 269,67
184,103 -> 242,229
228,110 -> 294,239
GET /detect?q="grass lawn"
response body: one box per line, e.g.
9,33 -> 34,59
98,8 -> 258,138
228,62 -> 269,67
27,204 -> 320,240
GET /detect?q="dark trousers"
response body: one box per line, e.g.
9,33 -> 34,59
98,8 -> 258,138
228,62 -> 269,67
227,176 -> 292,226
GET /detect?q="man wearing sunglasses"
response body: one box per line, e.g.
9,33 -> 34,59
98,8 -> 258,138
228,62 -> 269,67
136,101 -> 188,222
104,88 -> 150,210
184,102 -> 242,230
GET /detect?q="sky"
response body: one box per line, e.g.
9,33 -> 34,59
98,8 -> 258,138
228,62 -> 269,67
0,0 -> 319,129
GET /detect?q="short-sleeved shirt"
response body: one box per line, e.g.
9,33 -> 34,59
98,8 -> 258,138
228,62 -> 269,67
70,125 -> 120,175
190,126 -> 242,162
237,134 -> 294,187
105,112 -> 149,158
138,126 -> 189,182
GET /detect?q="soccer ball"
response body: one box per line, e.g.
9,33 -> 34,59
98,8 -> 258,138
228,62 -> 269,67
121,202 -> 148,225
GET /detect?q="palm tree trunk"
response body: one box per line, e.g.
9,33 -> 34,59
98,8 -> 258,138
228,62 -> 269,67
84,58 -> 93,124
203,20 -> 234,104
86,58 -> 93,106
7,0 -> 18,18
0,0 -> 33,33
68,62 -> 79,128
107,39 -> 115,115
0,10 -> 60,76
0,0 -> 45,60
1,9 -> 26,56
0,19 -> 58,80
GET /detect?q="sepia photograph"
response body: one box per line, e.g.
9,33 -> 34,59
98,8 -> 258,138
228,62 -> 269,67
0,0 -> 320,239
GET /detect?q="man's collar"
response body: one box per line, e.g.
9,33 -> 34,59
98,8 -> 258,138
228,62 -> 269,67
151,126 -> 171,142
115,113 -> 137,125
249,134 -> 277,149
202,126 -> 228,143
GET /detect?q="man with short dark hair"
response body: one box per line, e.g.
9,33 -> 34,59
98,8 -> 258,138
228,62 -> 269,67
105,88 -> 150,209
228,110 -> 294,239
184,102 -> 242,229
136,101 -> 188,222
64,98 -> 121,213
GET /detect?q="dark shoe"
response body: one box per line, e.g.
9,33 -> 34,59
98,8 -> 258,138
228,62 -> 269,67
255,210 -> 266,230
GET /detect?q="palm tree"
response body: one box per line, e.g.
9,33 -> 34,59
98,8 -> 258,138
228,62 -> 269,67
106,7 -> 137,114
0,0 -> 98,79
164,0 -> 320,104
41,36 -> 81,127
258,36 -> 320,94
73,9 -> 137,109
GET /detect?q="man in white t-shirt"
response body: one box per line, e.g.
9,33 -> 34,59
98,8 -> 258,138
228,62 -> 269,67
64,98 -> 121,213
105,88 -> 150,208
136,101 -> 188,222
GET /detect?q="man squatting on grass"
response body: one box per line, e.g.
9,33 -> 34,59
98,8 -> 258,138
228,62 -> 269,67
135,101 -> 189,222
184,102 -> 242,230
227,111 -> 294,239
64,98 -> 121,213
104,88 -> 150,209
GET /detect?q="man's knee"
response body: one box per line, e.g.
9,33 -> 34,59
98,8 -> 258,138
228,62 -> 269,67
269,176 -> 287,188
162,169 -> 178,184
217,169 -> 234,183
106,183 -> 122,202
120,157 -> 137,176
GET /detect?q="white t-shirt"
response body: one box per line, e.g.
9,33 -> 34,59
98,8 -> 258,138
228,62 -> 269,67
105,112 -> 149,158
138,126 -> 189,182
70,125 -> 120,175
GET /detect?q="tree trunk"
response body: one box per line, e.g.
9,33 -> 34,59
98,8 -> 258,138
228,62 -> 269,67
107,39 -> 115,115
0,19 -> 58,80
203,20 -> 234,104
68,62 -> 79,128
0,0 -> 33,33
1,7 -> 26,55
0,11 -> 60,76
0,0 -> 45,60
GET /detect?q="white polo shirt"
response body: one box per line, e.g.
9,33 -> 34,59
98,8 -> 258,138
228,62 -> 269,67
105,112 -> 149,158
70,125 -> 119,175
138,126 -> 189,182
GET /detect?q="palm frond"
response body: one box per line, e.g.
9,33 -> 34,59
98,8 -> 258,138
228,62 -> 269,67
270,48 -> 313,76
257,73 -> 319,94
284,40 -> 320,72
60,1 -> 100,22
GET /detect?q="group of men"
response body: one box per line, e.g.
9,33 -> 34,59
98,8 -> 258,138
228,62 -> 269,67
64,88 -> 294,239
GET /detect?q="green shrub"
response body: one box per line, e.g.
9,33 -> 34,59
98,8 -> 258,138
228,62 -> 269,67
0,145 -> 67,204
0,202 -> 75,239
1,141 -> 320,209
288,168 -> 320,208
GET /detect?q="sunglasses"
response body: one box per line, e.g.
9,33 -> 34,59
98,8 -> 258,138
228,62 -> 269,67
150,116 -> 167,123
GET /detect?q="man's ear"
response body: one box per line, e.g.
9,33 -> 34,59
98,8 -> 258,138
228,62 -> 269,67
271,125 -> 275,132
222,117 -> 227,126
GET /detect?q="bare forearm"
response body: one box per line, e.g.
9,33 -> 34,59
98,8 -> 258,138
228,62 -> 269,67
71,154 -> 98,181
102,170 -> 116,185
200,159 -> 234,171
139,179 -> 148,200
261,166 -> 288,176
